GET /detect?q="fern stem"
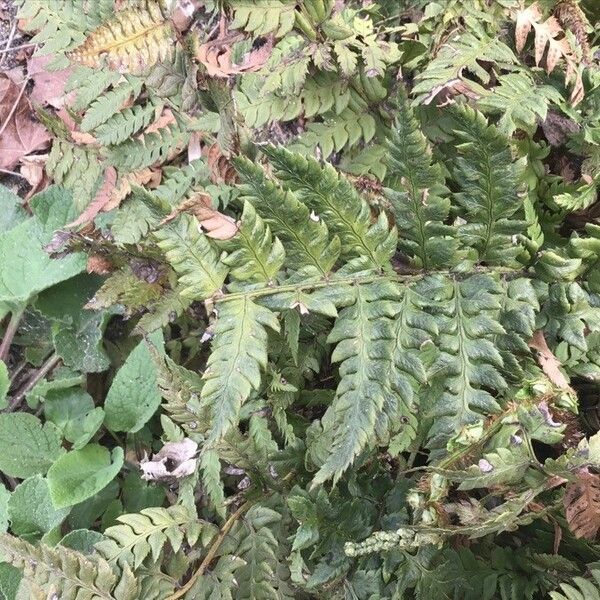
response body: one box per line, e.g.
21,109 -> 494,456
216,267 -> 519,305
167,501 -> 253,600
0,306 -> 24,362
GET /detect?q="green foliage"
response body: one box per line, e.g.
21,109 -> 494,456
2,0 -> 600,598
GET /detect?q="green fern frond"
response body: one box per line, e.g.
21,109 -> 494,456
550,570 -> 600,600
135,287 -> 192,334
201,298 -> 279,443
234,156 -> 340,276
81,78 -> 143,132
223,201 -> 285,285
107,123 -> 190,171
46,139 -> 103,210
478,72 -> 563,136
263,147 -> 397,269
155,215 -> 228,300
451,105 -> 525,266
228,0 -> 296,37
154,159 -> 211,206
425,274 -> 506,452
95,506 -> 206,569
312,281 -> 399,486
94,100 -> 160,145
0,533 -> 130,600
384,88 -> 458,269
413,31 -> 517,103
289,108 -> 377,159
65,66 -> 121,111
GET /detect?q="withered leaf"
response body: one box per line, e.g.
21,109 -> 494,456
0,75 -> 51,169
564,469 -> 600,540
529,330 -> 571,390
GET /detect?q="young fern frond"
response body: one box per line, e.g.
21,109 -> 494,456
200,297 -> 279,444
384,89 -> 457,269
95,506 -> 206,570
223,201 -> 285,285
262,146 -> 397,269
451,105 -> 525,266
155,215 -> 228,300
234,156 -> 341,276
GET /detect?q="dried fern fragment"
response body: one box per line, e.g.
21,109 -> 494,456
564,469 -> 600,539
69,2 -> 174,75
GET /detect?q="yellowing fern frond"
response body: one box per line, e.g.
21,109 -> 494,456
68,2 -> 174,75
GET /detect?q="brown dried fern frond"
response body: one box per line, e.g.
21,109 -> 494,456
68,1 -> 174,75
564,469 -> 600,540
514,1 -> 585,105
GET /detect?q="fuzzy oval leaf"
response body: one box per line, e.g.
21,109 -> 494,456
0,413 -> 63,478
47,444 -> 124,509
103,331 -> 164,432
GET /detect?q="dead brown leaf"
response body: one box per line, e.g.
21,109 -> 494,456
27,54 -> 74,109
145,107 -> 176,134
66,166 -> 118,228
0,74 -> 51,169
140,438 -> 198,481
206,142 -> 237,184
87,255 -> 114,275
529,330 -> 571,390
19,153 -> 49,199
196,32 -> 273,78
105,167 -> 161,212
161,192 -> 239,240
564,468 -> 600,540
514,2 -> 584,105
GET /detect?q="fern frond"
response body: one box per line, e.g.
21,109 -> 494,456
94,100 -> 160,145
413,31 -> 517,103
289,108 -> 377,159
550,570 -> 600,600
478,72 -> 563,136
65,66 -> 121,111
228,0 -> 296,37
154,159 -> 211,206
80,78 -> 143,132
451,105 -> 525,266
95,506 -> 205,569
312,281 -> 398,486
223,201 -> 285,285
234,157 -> 340,276
228,505 -> 288,599
69,1 -> 174,75
384,88 -> 458,269
155,214 -> 228,300
201,298 -> 279,443
263,147 -> 397,269
135,287 -> 192,334
425,274 -> 506,452
0,533 -> 127,600
107,122 -> 190,171
46,139 -> 103,211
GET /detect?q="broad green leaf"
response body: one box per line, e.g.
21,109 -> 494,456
0,563 -> 21,600
8,475 -> 70,539
0,187 -> 85,306
0,362 -> 8,410
60,529 -> 105,554
0,185 -> 26,234
44,388 -> 104,450
0,485 -> 9,534
47,444 -> 124,509
103,330 -> 164,432
0,414 -> 63,478
67,480 -> 120,530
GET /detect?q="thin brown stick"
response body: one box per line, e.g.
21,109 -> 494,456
9,353 -> 61,410
0,78 -> 28,140
0,41 -> 36,55
0,307 -> 24,362
0,168 -> 27,180
0,21 -> 17,67
166,501 -> 252,600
